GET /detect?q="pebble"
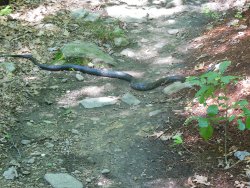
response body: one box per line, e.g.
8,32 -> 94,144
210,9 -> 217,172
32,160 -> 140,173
21,139 -> 31,145
44,173 -> 83,188
149,110 -> 162,117
76,73 -> 84,81
3,167 -> 18,180
101,169 -> 110,174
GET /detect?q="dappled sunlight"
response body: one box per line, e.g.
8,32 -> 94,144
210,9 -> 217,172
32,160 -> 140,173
57,85 -> 107,107
144,178 -> 187,188
97,175 -> 114,187
153,56 -> 183,65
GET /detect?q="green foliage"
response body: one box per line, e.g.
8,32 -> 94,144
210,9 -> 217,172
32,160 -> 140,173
172,134 -> 183,145
82,19 -> 126,43
0,5 -> 12,16
187,61 -> 250,140
235,11 -> 243,19
202,7 -> 220,20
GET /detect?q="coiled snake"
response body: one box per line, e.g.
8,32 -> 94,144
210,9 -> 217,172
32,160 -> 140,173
0,54 -> 186,91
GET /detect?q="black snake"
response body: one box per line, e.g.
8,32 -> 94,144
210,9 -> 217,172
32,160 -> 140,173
0,54 -> 186,91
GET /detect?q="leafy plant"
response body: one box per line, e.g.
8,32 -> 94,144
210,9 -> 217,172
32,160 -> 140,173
0,5 -> 12,16
186,60 -> 250,163
172,134 -> 183,145
81,19 -> 126,44
234,11 -> 243,19
202,7 -> 220,20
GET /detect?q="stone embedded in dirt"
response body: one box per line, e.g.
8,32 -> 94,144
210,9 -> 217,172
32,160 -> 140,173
120,48 -> 136,58
71,129 -> 79,134
121,93 -> 140,105
3,166 -> 18,180
0,62 -> 16,73
75,73 -> 84,81
70,8 -> 89,19
21,139 -> 31,145
84,12 -> 100,22
114,37 -> 129,47
227,19 -> 239,27
167,29 -> 179,35
101,169 -> 110,174
149,109 -> 162,117
79,97 -> 118,108
44,173 -> 83,188
163,81 -> 192,95
62,41 -> 117,66
234,151 -> 250,161
25,157 -> 35,164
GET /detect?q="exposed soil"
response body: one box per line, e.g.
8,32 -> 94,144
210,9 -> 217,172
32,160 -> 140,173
1,0 -> 250,188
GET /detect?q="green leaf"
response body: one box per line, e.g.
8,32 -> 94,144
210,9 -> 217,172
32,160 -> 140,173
172,134 -> 183,145
184,116 -> 198,126
237,119 -> 245,130
199,125 -> 214,140
0,6 -> 12,16
219,61 -> 231,74
246,116 -> 250,129
228,115 -> 236,122
198,117 -> 209,128
221,76 -> 237,84
234,100 -> 248,108
205,72 -> 220,84
243,107 -> 250,116
207,105 -> 219,117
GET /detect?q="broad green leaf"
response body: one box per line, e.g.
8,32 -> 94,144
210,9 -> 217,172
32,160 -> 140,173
207,105 -> 219,117
221,76 -> 237,84
195,86 -> 209,98
184,116 -> 198,125
172,135 -> 183,144
228,115 -> 236,122
0,6 -> 12,16
199,125 -> 214,140
246,116 -> 250,129
242,107 -> 250,116
219,61 -> 231,74
234,100 -> 248,108
206,72 -> 220,84
198,117 -> 209,128
237,119 -> 245,130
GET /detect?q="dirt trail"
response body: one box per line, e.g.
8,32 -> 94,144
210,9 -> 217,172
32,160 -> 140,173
0,0 -> 244,187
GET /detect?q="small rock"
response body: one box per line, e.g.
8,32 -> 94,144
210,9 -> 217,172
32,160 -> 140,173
227,19 -> 239,27
76,73 -> 84,81
22,170 -> 31,175
234,151 -> 250,161
21,139 -> 31,145
163,81 -> 192,95
120,48 -> 136,58
0,62 -> 16,73
101,169 -> 110,174
238,25 -> 247,30
114,37 -> 129,47
167,29 -> 179,35
86,178 -> 92,183
149,110 -> 162,117
3,167 -> 18,180
44,142 -> 54,148
26,157 -> 35,164
44,173 -> 83,188
71,129 -> 79,134
79,97 -> 118,108
121,93 -> 140,105
84,13 -> 100,22
70,8 -> 89,19
61,78 -> 68,83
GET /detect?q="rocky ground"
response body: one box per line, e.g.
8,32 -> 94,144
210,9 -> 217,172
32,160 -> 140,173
1,0 -> 250,187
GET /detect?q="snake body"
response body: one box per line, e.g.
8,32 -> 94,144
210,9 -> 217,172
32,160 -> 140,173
0,54 -> 186,91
